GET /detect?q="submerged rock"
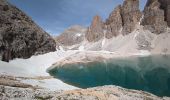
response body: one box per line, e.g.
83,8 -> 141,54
0,0 -> 56,62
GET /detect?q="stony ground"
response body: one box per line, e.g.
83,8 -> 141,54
0,75 -> 170,100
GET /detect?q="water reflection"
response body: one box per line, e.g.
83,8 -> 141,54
48,55 -> 170,96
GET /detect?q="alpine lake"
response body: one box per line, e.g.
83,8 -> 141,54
48,55 -> 170,97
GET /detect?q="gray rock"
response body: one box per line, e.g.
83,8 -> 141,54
85,15 -> 104,42
141,0 -> 168,34
121,0 -> 142,35
105,5 -> 122,38
158,0 -> 170,27
0,0 -> 56,62
55,25 -> 87,46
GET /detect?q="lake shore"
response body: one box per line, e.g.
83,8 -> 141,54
0,50 -> 170,99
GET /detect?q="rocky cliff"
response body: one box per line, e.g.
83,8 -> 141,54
0,0 -> 56,62
85,0 -> 170,42
85,0 -> 142,41
86,16 -> 104,42
55,0 -> 170,54
141,0 -> 168,34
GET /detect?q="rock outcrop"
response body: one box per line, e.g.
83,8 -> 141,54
121,0 -> 142,35
158,0 -> 170,27
105,5 -> 122,38
55,25 -> 86,46
85,15 -> 104,42
141,0 -> 168,34
85,0 -> 141,41
0,0 -> 56,62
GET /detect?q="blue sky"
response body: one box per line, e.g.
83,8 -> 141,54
8,0 -> 147,36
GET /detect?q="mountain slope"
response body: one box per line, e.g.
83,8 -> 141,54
0,0 -> 56,62
56,0 -> 170,55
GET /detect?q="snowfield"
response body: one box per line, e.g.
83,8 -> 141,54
0,50 -> 78,90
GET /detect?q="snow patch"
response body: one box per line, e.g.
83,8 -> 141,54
102,38 -> 106,49
133,50 -> 151,56
79,46 -> 84,51
59,46 -> 65,52
21,78 -> 78,91
76,33 -> 82,37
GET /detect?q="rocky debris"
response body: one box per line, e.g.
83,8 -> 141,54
0,0 -> 56,62
0,85 -> 61,100
121,0 -> 142,35
141,0 -> 168,34
85,15 -> 104,42
0,75 -> 41,89
105,5 -> 122,38
0,74 -> 169,100
53,86 -> 169,100
0,84 -> 169,100
55,25 -> 87,46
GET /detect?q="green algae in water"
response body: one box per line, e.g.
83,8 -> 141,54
48,55 -> 170,97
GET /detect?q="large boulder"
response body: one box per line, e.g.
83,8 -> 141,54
0,0 -> 56,62
85,15 -> 104,42
121,0 -> 142,35
105,5 -> 123,38
141,0 -> 167,34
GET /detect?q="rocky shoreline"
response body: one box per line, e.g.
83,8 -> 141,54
0,74 -> 170,100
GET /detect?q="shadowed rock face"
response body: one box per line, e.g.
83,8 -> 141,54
121,0 -> 142,35
86,16 -> 104,42
0,0 -> 56,62
158,0 -> 170,26
141,0 -> 168,34
105,5 -> 122,38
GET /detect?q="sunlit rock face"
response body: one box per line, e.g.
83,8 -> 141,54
0,0 -> 56,62
55,25 -> 87,46
85,0 -> 141,41
121,0 -> 142,35
141,0 -> 168,34
86,16 -> 104,42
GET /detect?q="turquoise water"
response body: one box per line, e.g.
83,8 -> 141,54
48,55 -> 170,97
